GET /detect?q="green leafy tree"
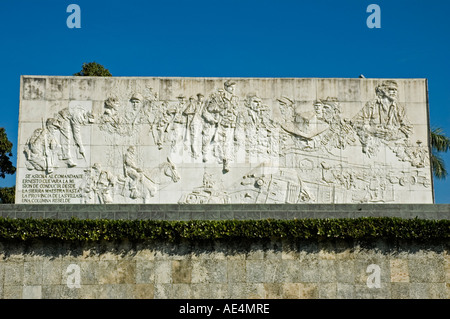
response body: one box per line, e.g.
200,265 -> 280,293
0,128 -> 16,203
0,186 -> 15,204
74,62 -> 112,76
430,127 -> 450,180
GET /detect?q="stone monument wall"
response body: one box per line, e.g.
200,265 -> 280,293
1,238 -> 448,299
16,76 -> 433,204
1,204 -> 448,299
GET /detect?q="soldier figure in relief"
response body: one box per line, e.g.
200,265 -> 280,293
99,96 -> 121,134
201,80 -> 238,172
23,118 -> 60,173
171,95 -> 188,153
91,163 -> 116,204
237,94 -> 276,157
201,90 -> 224,162
354,80 -> 412,156
55,105 -> 94,167
313,97 -> 356,151
123,146 -> 144,199
123,146 -> 158,201
236,94 -> 262,155
183,93 -> 204,158
128,92 -> 147,130
154,101 -> 173,149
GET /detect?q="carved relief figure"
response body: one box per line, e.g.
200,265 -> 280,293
392,139 -> 430,168
122,146 -> 180,202
128,92 -> 146,129
408,140 -> 430,168
280,97 -> 357,154
91,163 -> 116,204
99,96 -> 121,134
278,96 -> 295,122
353,80 -> 412,156
216,81 -> 239,172
281,97 -> 327,142
55,105 -> 94,167
202,80 -> 239,172
23,118 -> 60,174
169,95 -> 188,153
276,96 -> 297,149
79,167 -> 95,204
99,89 -> 158,137
363,169 -> 392,203
313,97 -> 357,151
237,94 -> 261,155
202,91 -> 224,161
237,94 -> 278,157
154,101 -> 173,149
123,146 -> 156,200
79,163 -> 117,204
143,87 -> 159,128
182,94 -> 203,158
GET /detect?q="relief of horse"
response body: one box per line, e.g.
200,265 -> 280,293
135,157 -> 180,203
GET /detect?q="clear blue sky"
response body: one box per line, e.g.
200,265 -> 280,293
1,0 -> 449,203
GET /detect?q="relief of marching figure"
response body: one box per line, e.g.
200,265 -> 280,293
182,94 -> 204,159
201,80 -> 239,172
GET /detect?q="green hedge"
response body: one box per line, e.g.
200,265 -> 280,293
0,217 -> 448,242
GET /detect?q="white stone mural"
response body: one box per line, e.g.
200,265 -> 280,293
16,76 -> 433,204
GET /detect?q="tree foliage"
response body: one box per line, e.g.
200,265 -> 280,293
0,217 -> 447,242
0,186 -> 15,204
74,62 -> 112,77
0,128 -> 16,204
430,127 -> 450,180
0,128 -> 15,179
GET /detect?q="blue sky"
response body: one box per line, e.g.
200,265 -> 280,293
1,0 -> 449,203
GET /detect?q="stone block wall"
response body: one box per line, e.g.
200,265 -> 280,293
0,238 -> 448,299
0,204 -> 448,299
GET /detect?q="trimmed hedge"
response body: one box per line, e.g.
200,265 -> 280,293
0,217 -> 448,242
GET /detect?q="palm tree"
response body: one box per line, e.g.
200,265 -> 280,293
430,127 -> 450,179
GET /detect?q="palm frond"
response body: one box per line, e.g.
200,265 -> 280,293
430,127 -> 449,180
431,127 -> 450,153
431,151 -> 447,179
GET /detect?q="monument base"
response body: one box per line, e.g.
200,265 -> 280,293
0,204 -> 448,299
1,203 -> 449,220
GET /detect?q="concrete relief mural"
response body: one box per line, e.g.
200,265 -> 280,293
17,76 -> 433,204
